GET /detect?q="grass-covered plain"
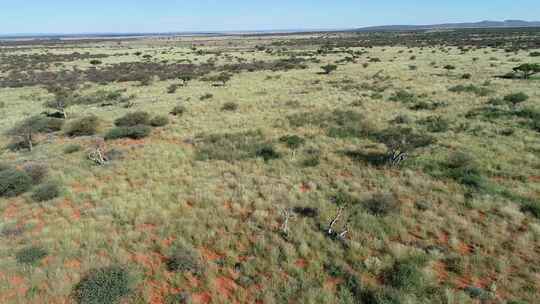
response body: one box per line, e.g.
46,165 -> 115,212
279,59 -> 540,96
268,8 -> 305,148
0,31 -> 539,303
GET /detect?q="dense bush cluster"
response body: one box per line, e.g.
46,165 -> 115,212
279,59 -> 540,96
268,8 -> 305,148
73,266 -> 131,304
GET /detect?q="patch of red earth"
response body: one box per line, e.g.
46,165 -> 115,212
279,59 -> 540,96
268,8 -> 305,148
145,279 -> 179,304
432,261 -> 449,283
339,170 -> 353,178
191,292 -> 212,304
70,181 -> 90,193
299,182 -> 311,193
65,259 -> 82,269
185,273 -> 202,288
437,231 -> 450,245
214,276 -> 239,301
200,247 -> 223,261
2,203 -> 19,219
114,138 -> 146,146
131,252 -> 165,275
4,275 -> 29,299
456,242 -> 473,256
529,175 -> 540,182
294,259 -> 308,269
324,277 -> 343,291
161,236 -> 176,248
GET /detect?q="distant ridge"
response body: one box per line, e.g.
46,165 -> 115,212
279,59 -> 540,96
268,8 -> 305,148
355,20 -> 540,32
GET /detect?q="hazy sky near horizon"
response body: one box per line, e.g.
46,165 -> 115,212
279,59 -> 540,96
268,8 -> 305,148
1,0 -> 539,34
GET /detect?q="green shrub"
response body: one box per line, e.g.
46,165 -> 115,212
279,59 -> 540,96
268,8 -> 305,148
279,135 -> 305,149
389,90 -> 416,103
530,52 -> 540,57
255,145 -> 281,161
15,246 -> 48,265
364,192 -> 400,216
0,168 -> 32,197
321,64 -> 338,74
166,244 -> 205,276
385,260 -> 425,292
73,266 -> 131,304
445,152 -> 485,189
22,163 -> 48,184
221,102 -> 239,111
105,125 -> 151,140
200,93 -> 213,101
64,144 -> 82,154
170,105 -> 186,116
461,73 -> 472,79
503,92 -> 529,107
448,84 -> 491,97
114,111 -> 150,127
31,182 -> 61,202
66,115 -> 99,136
150,115 -> 169,127
196,131 -> 273,162
418,116 -> 450,133
521,202 -> 540,219
443,64 -> 456,70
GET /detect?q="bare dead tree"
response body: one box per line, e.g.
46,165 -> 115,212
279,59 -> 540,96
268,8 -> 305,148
327,207 -> 349,240
280,207 -> 296,235
88,139 -> 108,165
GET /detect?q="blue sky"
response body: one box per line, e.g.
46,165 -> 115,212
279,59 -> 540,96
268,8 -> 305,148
1,0 -> 539,34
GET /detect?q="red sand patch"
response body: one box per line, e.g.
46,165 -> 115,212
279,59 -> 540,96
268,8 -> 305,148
200,247 -> 223,261
215,276 -> 239,300
191,292 -> 212,304
437,231 -> 450,245
2,203 -> 19,219
433,261 -> 449,283
299,182 -> 311,193
294,259 -> 308,268
65,259 -> 81,269
457,242 -> 473,256
131,252 -> 165,275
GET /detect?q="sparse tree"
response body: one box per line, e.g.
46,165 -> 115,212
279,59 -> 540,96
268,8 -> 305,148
513,63 -> 540,79
321,64 -> 338,75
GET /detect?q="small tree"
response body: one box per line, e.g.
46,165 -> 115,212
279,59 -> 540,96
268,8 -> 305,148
44,87 -> 73,118
321,64 -> 338,75
374,127 -> 434,167
6,116 -> 63,151
513,63 -> 540,79
179,75 -> 192,86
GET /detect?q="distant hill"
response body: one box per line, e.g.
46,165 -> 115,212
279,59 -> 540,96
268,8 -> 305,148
355,20 -> 540,32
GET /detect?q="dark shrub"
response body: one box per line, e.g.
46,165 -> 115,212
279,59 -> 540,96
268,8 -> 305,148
293,207 -> 319,218
521,202 -> 540,219
255,145 -> 281,161
221,102 -> 239,111
167,83 -> 181,94
530,52 -> 540,57
64,144 -> 82,154
321,64 -> 338,75
0,168 -> 32,197
443,64 -> 456,70
391,114 -> 411,124
461,73 -> 472,79
280,135 -> 305,149
150,115 -> 169,127
170,105 -> 186,116
200,93 -> 213,101
166,244 -> 205,276
73,266 -> 131,304
105,125 -> 151,140
445,152 -> 484,189
196,131 -> 271,162
503,92 -> 529,107
418,116 -> 450,133
448,84 -> 491,97
389,90 -> 416,103
16,246 -> 48,265
66,115 -> 99,136
90,60 -> 102,65
114,111 -> 150,127
31,182 -> 61,202
385,260 -> 425,291
22,163 -> 48,184
364,192 -> 400,216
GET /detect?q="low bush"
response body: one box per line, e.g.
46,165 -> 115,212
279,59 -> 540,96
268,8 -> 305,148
150,115 -> 169,127
221,102 -> 239,111
65,115 -> 99,136
73,266 -> 131,304
448,84 -> 491,97
255,145 -> 281,162
445,152 -> 485,189
196,131 -> 274,162
15,246 -> 48,265
418,116 -> 450,133
385,259 -> 425,292
31,182 -> 61,202
166,244 -> 205,276
114,111 -> 150,127
364,192 -> 400,216
64,144 -> 82,154
321,64 -> 338,75
105,125 -> 151,140
22,163 -> 48,184
170,105 -> 186,116
0,168 -> 33,197
503,92 -> 529,107
389,90 -> 416,103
